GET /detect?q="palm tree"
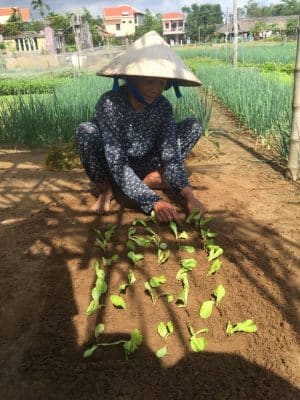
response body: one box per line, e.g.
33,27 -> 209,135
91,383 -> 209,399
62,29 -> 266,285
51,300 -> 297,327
31,0 -> 50,20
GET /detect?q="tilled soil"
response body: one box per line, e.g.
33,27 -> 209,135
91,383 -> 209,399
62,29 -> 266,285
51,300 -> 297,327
0,101 -> 299,400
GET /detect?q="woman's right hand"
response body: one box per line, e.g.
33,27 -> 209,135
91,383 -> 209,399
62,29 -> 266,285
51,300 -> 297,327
153,200 -> 179,223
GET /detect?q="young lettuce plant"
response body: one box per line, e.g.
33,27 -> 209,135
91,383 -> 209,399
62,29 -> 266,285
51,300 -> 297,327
83,328 -> 143,360
169,221 -> 189,241
156,321 -> 174,358
199,284 -> 226,319
127,251 -> 144,265
119,270 -> 136,294
102,254 -> 119,268
226,319 -> 257,335
187,324 -> 208,352
94,223 -> 116,252
176,272 -> 189,308
144,275 -> 167,304
86,260 -> 107,316
110,294 -> 126,309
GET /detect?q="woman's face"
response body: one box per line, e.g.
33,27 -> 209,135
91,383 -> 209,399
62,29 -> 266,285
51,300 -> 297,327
129,77 -> 168,104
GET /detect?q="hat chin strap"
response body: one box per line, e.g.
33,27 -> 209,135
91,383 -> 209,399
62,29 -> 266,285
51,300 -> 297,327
112,77 -> 182,101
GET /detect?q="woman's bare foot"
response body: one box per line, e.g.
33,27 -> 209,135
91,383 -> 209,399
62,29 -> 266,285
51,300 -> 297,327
90,181 -> 114,214
143,169 -> 171,190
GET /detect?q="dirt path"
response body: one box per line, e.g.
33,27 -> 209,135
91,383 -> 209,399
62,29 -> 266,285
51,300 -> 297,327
0,101 -> 299,400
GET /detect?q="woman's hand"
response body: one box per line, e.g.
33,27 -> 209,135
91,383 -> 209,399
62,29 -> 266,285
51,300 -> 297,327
153,200 -> 179,223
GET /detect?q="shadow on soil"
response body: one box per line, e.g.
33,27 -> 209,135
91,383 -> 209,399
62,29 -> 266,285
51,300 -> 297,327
0,154 -> 299,400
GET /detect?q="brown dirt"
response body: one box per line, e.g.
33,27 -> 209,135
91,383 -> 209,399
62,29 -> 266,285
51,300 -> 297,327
0,100 -> 299,400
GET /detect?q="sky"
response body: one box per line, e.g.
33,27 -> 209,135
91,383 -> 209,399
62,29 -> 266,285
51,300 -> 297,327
0,0 -> 276,18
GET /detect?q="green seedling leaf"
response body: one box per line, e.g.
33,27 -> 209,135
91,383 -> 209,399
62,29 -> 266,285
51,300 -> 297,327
207,247 -> 223,262
128,269 -> 136,285
83,344 -> 98,358
86,300 -> 98,316
213,285 -> 225,305
199,216 -> 214,227
158,293 -> 174,303
180,258 -> 197,271
158,248 -> 170,265
180,245 -> 195,253
195,328 -> 209,335
133,219 -> 147,227
104,223 -> 116,242
150,275 -> 166,288
102,254 -> 119,267
169,221 -> 178,239
177,285 -> 189,308
178,231 -> 189,240
128,251 -> 144,265
226,319 -> 257,335
204,238 -> 215,252
123,329 -> 143,359
190,336 -> 207,352
187,324 -> 208,337
207,258 -> 222,276
201,228 -> 217,240
92,287 -> 101,305
176,268 -> 186,280
156,345 -> 168,358
159,242 -> 168,250
127,239 -> 136,251
119,282 -> 129,294
145,226 -> 156,236
199,300 -> 215,319
95,323 -> 105,338
95,276 -> 107,295
130,235 -> 152,247
128,227 -> 136,237
149,210 -> 158,224
144,282 -> 155,303
157,322 -> 168,338
186,208 -> 201,224
110,295 -> 126,309
167,321 -> 174,334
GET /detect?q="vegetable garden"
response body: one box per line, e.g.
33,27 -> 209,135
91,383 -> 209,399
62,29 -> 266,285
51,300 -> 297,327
0,41 -> 299,399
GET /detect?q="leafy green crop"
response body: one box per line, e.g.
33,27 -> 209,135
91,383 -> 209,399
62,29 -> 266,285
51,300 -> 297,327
102,255 -> 119,267
226,320 -> 257,335
213,285 -> 225,305
179,245 -> 195,253
169,221 -> 189,240
150,275 -> 166,288
157,321 -> 174,339
94,224 -> 116,252
199,300 -> 215,319
110,295 -> 126,309
86,260 -> 107,316
95,323 -> 105,338
119,270 -> 136,294
128,251 -> 144,265
187,324 -> 208,353
176,273 -> 189,308
156,345 -> 168,358
207,258 -> 222,276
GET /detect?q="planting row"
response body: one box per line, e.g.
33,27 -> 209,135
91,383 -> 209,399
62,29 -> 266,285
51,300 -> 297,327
83,210 -> 257,360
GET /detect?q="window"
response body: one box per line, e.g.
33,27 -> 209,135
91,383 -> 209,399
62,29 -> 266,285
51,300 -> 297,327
116,23 -> 120,30
129,20 -> 132,23
122,21 -> 126,23
165,22 -> 169,29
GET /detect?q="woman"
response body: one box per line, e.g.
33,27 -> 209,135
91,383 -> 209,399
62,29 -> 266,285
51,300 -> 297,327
76,31 -> 206,222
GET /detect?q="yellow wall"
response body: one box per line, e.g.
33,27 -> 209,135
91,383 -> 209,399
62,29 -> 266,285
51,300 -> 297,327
105,17 -> 136,36
3,37 -> 46,53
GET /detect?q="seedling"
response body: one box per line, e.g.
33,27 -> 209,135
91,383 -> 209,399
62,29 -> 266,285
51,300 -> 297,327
179,245 -> 195,253
132,218 -> 148,228
119,269 -> 136,294
169,221 -> 189,240
199,300 -> 215,319
156,345 -> 168,358
207,258 -> 222,276
176,273 -> 189,308
110,294 -> 126,309
157,293 -> 174,303
128,251 -> 144,265
94,223 -> 116,252
187,324 -> 208,353
186,209 -> 213,228
207,245 -> 223,262
157,321 -> 174,339
145,275 -> 167,304
150,275 -> 166,288
95,323 -> 105,338
180,258 -> 197,271
102,254 -> 119,267
226,319 -> 257,335
200,228 -> 217,241
213,285 -> 225,305
86,260 -> 107,316
83,328 -> 142,360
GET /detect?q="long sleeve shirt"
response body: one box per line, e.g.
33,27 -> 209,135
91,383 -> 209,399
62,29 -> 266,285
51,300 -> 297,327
92,85 -> 189,213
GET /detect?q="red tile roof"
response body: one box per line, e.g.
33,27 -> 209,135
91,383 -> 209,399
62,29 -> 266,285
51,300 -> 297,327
103,5 -> 143,18
0,7 -> 30,21
162,12 -> 184,20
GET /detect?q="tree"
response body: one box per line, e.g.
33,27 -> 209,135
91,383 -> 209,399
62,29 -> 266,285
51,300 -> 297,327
286,17 -> 299,36
244,0 -> 300,17
134,10 -> 163,40
183,3 -> 223,42
31,0 -> 51,19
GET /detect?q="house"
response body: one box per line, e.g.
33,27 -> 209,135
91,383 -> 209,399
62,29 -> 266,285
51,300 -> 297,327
162,12 -> 185,45
217,15 -> 299,40
103,4 -> 144,38
0,6 -> 30,24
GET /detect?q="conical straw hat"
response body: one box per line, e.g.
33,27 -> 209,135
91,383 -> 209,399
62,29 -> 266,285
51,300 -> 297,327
97,30 -> 201,87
